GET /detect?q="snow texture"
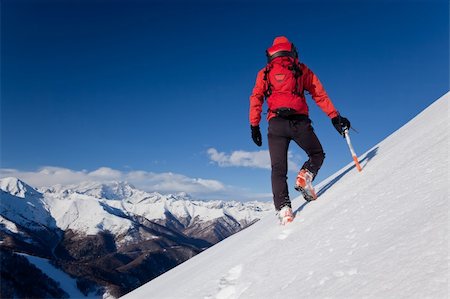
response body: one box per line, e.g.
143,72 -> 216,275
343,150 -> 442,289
19,253 -> 93,298
122,93 -> 449,299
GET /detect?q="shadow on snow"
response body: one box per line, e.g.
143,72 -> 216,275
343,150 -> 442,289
316,146 -> 379,198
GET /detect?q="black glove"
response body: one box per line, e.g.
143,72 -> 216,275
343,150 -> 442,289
251,125 -> 262,147
331,115 -> 351,137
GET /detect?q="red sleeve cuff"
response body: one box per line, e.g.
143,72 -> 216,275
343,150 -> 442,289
328,111 -> 339,119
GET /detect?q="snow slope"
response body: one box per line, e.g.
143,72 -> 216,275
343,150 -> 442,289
123,92 -> 449,299
19,253 -> 92,299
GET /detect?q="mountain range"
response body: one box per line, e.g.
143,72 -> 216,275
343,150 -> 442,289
0,178 -> 272,298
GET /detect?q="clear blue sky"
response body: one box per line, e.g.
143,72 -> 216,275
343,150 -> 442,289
1,0 -> 448,201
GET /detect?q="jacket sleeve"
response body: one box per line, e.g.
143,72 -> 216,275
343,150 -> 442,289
249,69 -> 267,126
302,64 -> 339,119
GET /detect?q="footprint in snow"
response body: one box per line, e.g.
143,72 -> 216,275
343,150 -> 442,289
278,228 -> 293,240
215,264 -> 243,299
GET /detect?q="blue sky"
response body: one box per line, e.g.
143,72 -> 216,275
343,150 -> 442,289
1,0 -> 448,201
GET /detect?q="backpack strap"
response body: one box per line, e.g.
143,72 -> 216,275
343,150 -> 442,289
266,43 -> 299,62
263,64 -> 273,98
266,50 -> 296,63
291,62 -> 303,96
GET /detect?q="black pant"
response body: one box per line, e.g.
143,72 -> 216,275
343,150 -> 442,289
268,116 -> 325,210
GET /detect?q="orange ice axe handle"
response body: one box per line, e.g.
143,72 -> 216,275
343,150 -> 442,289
344,128 -> 362,172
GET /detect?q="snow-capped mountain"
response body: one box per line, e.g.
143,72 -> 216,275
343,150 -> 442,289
0,179 -> 272,298
36,180 -> 272,238
123,93 -> 449,299
0,177 -> 41,198
0,179 -> 271,238
0,177 -> 54,229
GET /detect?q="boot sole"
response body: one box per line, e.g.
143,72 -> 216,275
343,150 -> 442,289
295,185 -> 317,201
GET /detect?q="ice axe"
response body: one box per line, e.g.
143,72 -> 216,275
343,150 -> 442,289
343,128 -> 362,172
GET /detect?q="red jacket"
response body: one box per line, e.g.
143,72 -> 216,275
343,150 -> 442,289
249,62 -> 339,126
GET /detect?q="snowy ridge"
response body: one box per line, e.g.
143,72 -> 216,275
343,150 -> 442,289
119,193 -> 268,224
42,181 -> 271,234
1,179 -> 272,237
42,181 -> 145,200
0,177 -> 40,198
43,191 -> 134,236
122,93 -> 449,299
0,178 -> 56,231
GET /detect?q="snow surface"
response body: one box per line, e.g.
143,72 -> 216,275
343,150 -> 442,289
0,215 -> 20,234
19,253 -> 97,298
0,215 -> 35,244
43,191 -> 135,236
122,92 -> 449,299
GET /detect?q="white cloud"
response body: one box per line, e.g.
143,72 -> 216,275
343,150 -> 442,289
88,167 -> 122,179
207,148 -> 301,171
207,148 -> 271,169
0,166 -> 225,196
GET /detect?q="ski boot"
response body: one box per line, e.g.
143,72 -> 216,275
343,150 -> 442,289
295,169 -> 318,201
277,205 -> 294,225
